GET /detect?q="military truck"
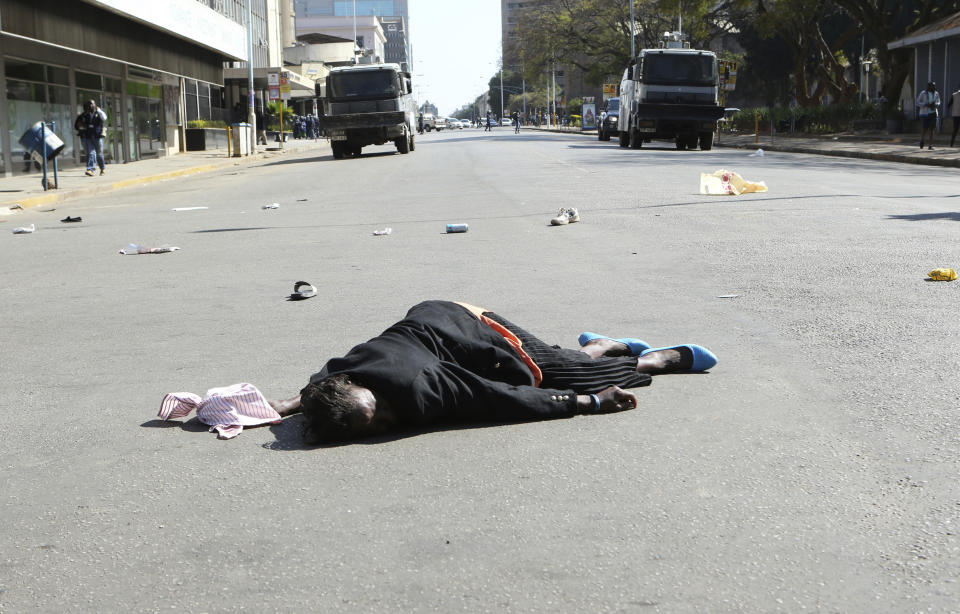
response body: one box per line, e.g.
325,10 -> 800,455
323,63 -> 417,158
617,33 -> 724,151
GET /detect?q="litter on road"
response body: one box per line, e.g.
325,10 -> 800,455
928,268 -> 957,281
372,227 -> 392,236
700,169 -> 768,195
289,281 -> 317,300
12,224 -> 35,234
749,148 -> 765,157
717,294 -> 741,298
262,203 -> 280,209
60,216 -> 82,223
171,207 -> 208,211
446,223 -> 469,233
119,243 -> 179,255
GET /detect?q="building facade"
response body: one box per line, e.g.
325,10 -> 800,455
0,0 -> 247,178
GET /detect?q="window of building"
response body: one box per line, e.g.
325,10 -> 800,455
334,1 -> 395,16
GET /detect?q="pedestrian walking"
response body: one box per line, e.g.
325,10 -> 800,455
917,82 -> 941,150
74,100 -> 105,177
512,110 -> 521,133
947,83 -> 960,148
485,111 -> 492,132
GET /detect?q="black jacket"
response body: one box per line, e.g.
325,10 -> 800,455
307,301 -> 579,425
74,111 -> 103,140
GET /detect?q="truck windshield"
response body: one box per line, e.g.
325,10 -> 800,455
642,55 -> 715,86
328,70 -> 398,99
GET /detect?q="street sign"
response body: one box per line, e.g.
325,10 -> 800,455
268,86 -> 280,101
267,72 -> 279,86
279,71 -> 291,101
603,83 -> 617,100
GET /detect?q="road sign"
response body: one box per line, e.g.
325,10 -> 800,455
267,72 -> 279,86
603,83 -> 617,100
268,86 -> 280,101
279,71 -> 291,101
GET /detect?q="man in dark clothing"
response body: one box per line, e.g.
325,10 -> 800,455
74,100 -> 106,176
269,301 -> 717,443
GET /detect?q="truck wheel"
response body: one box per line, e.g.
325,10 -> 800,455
629,128 -> 642,149
331,142 -> 345,159
699,132 -> 714,151
396,131 -> 410,154
619,131 -> 629,148
409,133 -> 416,151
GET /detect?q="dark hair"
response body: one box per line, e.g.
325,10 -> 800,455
300,374 -> 361,444
83,100 -> 94,112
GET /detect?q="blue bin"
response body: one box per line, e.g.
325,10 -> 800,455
18,121 -> 65,159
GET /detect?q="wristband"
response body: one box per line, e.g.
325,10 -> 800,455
589,394 -> 600,411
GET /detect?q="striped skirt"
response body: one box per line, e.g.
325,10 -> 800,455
483,312 -> 651,394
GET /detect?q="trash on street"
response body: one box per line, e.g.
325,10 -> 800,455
289,281 -> 317,300
60,216 -> 82,223
119,243 -> 179,255
445,223 -> 469,233
12,223 -> 35,234
749,149 -> 764,157
372,227 -> 392,236
700,169 -> 768,195
171,207 -> 208,211
928,268 -> 957,281
262,203 -> 280,209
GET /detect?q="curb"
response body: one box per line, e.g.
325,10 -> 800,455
714,141 -> 960,168
1,144 -> 329,210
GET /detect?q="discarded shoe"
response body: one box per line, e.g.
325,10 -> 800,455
60,216 -> 82,223
640,344 -> 717,372
289,281 -> 317,300
578,332 -> 650,355
550,207 -> 580,225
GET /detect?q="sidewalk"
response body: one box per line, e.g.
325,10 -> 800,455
0,137 -> 330,212
530,125 -> 960,168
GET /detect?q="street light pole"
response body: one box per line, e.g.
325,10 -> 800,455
246,0 -> 256,153
629,0 -> 635,58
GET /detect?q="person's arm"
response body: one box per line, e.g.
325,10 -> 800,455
411,362 -> 639,423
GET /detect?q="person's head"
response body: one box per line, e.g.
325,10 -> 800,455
927,81 -> 936,93
300,374 -> 397,444
83,100 -> 94,113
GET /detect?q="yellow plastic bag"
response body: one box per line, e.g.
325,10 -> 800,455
928,268 -> 957,281
700,169 -> 768,195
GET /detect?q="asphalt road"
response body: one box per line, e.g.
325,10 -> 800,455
3,127 -> 959,613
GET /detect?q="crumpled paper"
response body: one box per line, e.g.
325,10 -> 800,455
700,169 -> 768,195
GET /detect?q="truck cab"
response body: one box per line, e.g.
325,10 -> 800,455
618,35 -> 723,151
324,63 -> 417,158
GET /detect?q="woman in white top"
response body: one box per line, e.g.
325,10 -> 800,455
917,81 -> 941,150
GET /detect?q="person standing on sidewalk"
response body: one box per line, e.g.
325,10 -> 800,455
74,100 -> 105,176
947,83 -> 960,148
917,82 -> 941,150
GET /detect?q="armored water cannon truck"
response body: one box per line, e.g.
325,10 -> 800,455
617,32 -> 724,151
323,63 -> 417,159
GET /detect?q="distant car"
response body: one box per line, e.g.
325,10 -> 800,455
447,117 -> 462,129
421,113 -> 436,131
434,116 -> 448,131
598,97 -> 620,141
457,119 -> 471,129
500,117 -> 512,126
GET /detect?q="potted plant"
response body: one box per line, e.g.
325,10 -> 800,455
185,119 -> 229,150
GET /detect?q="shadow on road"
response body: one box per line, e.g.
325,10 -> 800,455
140,418 -> 211,433
887,211 -> 960,222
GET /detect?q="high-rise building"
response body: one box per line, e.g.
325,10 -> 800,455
294,0 -> 410,68
294,0 -> 408,19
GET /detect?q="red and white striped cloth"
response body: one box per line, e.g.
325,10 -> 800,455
159,382 -> 281,439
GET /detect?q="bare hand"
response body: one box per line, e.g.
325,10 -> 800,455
595,386 -> 638,413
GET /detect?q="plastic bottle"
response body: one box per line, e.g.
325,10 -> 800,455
445,223 -> 468,233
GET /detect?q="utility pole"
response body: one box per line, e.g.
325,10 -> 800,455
629,0 -> 635,58
353,0 -> 358,63
246,0 -> 255,153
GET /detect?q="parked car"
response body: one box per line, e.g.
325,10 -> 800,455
458,119 -> 472,129
500,117 -> 513,126
448,117 -> 462,129
598,97 -> 619,141
435,116 -> 448,131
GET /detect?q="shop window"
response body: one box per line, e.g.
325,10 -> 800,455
198,82 -> 211,120
105,77 -> 122,93
46,66 -> 69,86
184,79 -> 199,122
5,59 -> 44,82
76,71 -> 102,90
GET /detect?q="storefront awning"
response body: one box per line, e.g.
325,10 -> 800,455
223,67 -> 317,98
